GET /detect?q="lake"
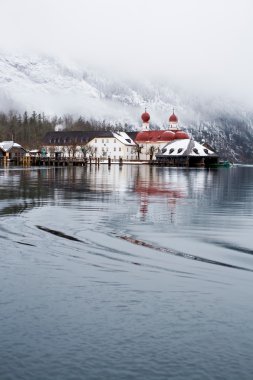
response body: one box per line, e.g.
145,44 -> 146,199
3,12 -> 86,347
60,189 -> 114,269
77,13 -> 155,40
1,164 -> 253,380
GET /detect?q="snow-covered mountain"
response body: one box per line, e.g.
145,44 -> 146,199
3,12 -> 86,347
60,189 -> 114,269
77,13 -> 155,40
0,52 -> 251,127
1,52 -> 253,162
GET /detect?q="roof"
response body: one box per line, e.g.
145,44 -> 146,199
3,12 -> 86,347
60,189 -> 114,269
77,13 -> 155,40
43,130 -> 136,147
113,131 -> 135,146
135,130 -> 189,143
127,131 -> 138,141
42,130 -> 114,145
0,141 -> 24,152
156,138 -> 217,157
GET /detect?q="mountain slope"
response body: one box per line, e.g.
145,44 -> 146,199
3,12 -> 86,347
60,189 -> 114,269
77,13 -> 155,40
0,53 -> 253,162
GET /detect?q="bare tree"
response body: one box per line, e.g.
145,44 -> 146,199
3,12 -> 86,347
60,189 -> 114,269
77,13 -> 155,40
65,143 -> 78,159
146,145 -> 158,160
80,144 -> 95,159
48,146 -> 56,158
133,144 -> 143,160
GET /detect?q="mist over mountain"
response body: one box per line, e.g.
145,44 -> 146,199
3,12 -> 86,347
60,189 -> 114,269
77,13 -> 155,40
0,53 -> 251,124
1,52 -> 253,162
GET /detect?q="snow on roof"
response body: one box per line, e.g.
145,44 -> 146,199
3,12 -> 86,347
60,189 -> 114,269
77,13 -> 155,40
113,132 -> 136,146
0,141 -> 23,152
160,139 -> 190,156
157,138 -> 216,157
189,141 -> 215,156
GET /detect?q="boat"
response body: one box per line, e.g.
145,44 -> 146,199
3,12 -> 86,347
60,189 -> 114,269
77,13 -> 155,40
207,160 -> 232,168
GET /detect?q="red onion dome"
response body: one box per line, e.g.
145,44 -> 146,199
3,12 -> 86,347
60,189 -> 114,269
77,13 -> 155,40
162,131 -> 175,140
169,112 -> 178,123
174,131 -> 189,139
141,112 -> 150,123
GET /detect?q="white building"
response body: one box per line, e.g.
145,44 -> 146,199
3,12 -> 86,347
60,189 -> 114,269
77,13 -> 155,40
89,131 -> 136,161
42,130 -> 137,161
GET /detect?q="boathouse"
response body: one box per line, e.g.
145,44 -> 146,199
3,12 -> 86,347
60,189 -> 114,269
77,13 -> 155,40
0,141 -> 27,161
156,138 -> 218,166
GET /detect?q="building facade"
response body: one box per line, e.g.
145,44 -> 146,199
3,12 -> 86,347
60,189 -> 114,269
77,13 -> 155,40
41,110 -> 218,166
134,110 -> 190,160
42,131 -> 137,161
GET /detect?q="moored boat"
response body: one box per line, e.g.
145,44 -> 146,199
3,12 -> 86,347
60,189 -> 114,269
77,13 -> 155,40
207,160 -> 232,168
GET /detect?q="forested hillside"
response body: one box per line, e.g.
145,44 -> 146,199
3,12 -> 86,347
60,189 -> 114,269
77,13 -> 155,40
0,111 -> 124,149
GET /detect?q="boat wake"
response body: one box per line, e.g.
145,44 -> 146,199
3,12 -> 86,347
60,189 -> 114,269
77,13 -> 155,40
117,234 -> 253,273
35,224 -> 253,273
205,239 -> 253,256
36,225 -> 85,243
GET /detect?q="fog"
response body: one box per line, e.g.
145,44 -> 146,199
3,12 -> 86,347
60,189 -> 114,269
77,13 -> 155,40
0,0 -> 253,107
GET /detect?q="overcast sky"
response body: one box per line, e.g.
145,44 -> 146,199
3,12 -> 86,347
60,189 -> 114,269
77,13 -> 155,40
0,0 -> 253,105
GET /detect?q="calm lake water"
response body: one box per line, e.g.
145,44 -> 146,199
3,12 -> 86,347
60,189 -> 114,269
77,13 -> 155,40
1,164 -> 253,380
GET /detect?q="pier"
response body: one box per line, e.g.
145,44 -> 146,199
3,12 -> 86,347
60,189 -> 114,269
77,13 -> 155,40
0,156 -> 88,167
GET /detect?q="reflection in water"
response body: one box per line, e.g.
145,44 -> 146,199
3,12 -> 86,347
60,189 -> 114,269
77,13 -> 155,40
134,166 -> 186,221
1,165 -> 253,262
1,165 -> 253,380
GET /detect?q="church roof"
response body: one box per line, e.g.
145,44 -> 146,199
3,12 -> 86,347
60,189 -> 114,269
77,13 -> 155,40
135,130 -> 189,143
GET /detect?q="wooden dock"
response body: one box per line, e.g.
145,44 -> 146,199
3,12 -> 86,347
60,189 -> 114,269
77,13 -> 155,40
0,157 -> 88,167
0,156 -> 143,167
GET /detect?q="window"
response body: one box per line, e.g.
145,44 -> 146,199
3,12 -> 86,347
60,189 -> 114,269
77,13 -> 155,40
106,139 -> 109,143
114,139 -> 116,143
127,148 -> 128,152
193,148 -> 199,154
178,148 -> 183,153
204,148 -> 209,154
114,147 -> 116,151
169,148 -> 174,154
119,147 -> 121,151
102,139 -> 104,143
95,139 -> 97,143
